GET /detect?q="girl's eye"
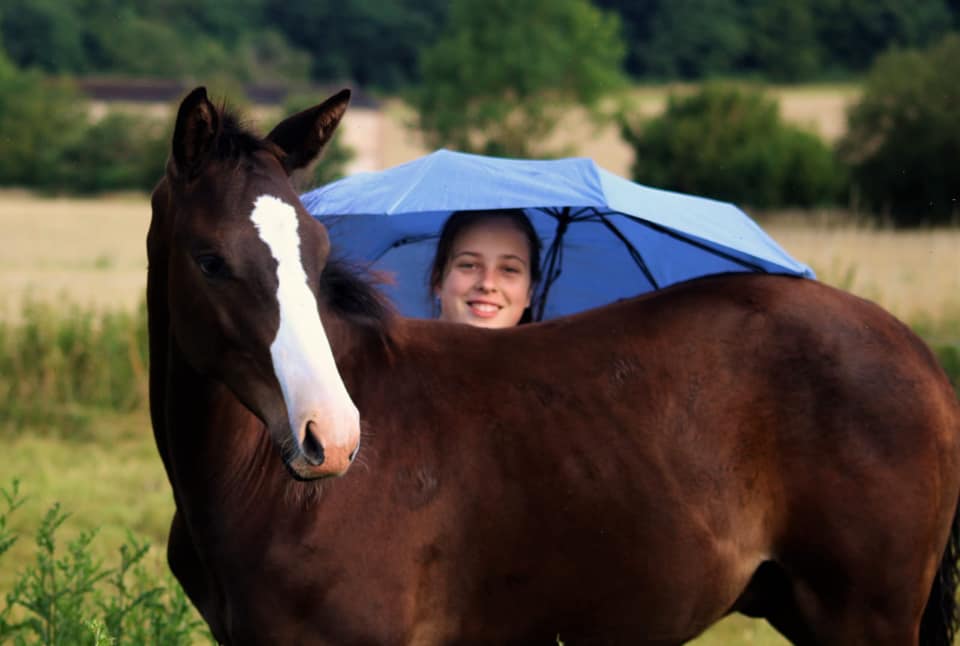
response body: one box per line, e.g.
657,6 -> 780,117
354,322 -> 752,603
456,262 -> 477,270
196,254 -> 228,278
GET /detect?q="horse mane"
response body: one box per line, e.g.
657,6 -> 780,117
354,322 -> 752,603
207,103 -> 284,165
320,258 -> 396,338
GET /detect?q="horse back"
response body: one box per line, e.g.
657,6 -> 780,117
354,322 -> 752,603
355,273 -> 960,638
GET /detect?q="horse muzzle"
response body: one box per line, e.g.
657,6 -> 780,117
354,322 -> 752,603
285,410 -> 360,480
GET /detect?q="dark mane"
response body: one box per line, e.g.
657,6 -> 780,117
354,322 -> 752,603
213,105 -> 276,162
320,258 -> 396,336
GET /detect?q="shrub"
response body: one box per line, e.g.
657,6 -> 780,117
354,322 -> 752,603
51,112 -> 170,195
0,60 -> 169,195
0,65 -> 86,189
838,33 -> 960,226
621,84 -> 846,209
0,480 -> 207,645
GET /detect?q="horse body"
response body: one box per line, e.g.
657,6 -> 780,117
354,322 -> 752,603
150,88 -> 960,645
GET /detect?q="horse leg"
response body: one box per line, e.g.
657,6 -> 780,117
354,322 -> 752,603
733,561 -> 818,645
167,509 -> 228,643
735,557 -> 928,645
790,584 -> 920,646
754,545 -> 938,646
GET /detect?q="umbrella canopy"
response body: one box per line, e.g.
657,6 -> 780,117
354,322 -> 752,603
301,149 -> 814,321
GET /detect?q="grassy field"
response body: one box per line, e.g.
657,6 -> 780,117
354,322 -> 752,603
0,181 -> 956,644
2,191 -> 956,332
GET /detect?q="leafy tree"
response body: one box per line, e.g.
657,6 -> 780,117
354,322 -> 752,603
590,0 -> 661,78
414,0 -> 626,157
622,84 -> 845,208
0,63 -> 87,188
53,112 -> 170,194
0,0 -> 88,72
741,0 -> 820,81
634,0 -> 747,80
233,30 -> 312,83
264,0 -> 448,89
596,0 -> 956,81
838,34 -> 960,225
813,0 -> 953,75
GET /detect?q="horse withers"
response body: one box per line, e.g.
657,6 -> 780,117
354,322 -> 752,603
148,87 -> 960,645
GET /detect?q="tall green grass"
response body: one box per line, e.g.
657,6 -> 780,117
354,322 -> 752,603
0,301 -> 148,436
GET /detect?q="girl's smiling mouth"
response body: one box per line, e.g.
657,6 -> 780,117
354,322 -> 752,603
467,300 -> 502,317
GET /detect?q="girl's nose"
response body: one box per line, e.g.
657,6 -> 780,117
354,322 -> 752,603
476,267 -> 497,291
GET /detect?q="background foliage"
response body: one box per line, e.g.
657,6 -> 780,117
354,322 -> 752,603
0,0 -> 958,220
414,0 -> 625,157
1,0 -> 956,87
838,33 -> 960,225
622,84 -> 845,209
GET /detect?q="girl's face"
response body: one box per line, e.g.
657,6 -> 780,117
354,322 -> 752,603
435,219 -> 533,328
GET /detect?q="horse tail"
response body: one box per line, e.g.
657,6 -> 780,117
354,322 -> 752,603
920,498 -> 960,646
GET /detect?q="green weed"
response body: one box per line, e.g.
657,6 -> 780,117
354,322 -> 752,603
0,480 -> 209,645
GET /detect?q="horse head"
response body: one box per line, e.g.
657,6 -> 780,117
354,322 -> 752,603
149,86 -> 359,480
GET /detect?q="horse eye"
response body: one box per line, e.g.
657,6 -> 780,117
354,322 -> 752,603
196,254 -> 228,278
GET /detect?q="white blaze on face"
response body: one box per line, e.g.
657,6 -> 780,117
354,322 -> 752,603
249,194 -> 359,449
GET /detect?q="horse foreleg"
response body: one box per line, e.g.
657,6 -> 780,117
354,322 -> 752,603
167,509 -> 229,643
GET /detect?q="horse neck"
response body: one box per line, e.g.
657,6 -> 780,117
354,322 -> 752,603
319,302 -> 397,391
148,255 -> 290,524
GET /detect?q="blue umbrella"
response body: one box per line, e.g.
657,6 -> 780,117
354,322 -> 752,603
302,149 -> 814,321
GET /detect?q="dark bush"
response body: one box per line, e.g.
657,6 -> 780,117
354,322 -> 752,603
52,112 -> 169,194
0,60 -> 169,194
621,84 -> 846,209
838,34 -> 960,226
0,63 -> 86,188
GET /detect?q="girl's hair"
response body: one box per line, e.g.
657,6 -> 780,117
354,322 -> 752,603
428,209 -> 542,323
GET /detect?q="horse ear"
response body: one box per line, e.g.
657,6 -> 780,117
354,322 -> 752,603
171,87 -> 220,180
266,89 -> 351,175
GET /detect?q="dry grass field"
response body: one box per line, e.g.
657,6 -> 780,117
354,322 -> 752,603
2,191 -> 956,333
763,214 -> 960,335
0,190 -> 151,320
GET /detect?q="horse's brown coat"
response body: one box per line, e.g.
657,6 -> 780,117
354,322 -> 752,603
148,88 -> 960,645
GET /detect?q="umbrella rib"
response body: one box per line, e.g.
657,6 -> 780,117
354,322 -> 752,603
603,210 -> 770,274
594,215 -> 660,290
534,207 -> 572,321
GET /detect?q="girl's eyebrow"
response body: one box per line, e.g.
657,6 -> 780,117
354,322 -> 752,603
453,250 -> 528,266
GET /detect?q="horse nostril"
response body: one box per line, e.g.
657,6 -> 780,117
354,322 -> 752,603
301,421 -> 325,466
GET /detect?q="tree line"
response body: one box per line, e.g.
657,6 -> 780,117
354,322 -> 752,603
0,0 -> 957,225
1,0 -> 957,88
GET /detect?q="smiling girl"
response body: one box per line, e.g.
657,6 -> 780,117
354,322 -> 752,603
429,209 -> 542,328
